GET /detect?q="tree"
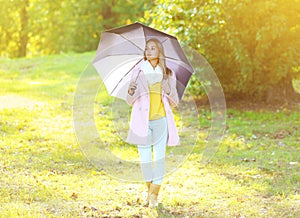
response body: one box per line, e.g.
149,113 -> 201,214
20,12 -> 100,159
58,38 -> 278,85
0,0 -> 154,57
219,0 -> 300,103
146,0 -> 300,104
0,0 -> 29,57
70,0 -> 155,52
0,0 -> 73,57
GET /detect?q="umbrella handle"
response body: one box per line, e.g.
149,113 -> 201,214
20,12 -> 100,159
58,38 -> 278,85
134,70 -> 141,83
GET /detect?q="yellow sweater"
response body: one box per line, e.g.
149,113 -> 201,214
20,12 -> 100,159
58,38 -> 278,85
149,83 -> 166,120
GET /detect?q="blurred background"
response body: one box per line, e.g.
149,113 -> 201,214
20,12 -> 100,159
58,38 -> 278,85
0,2 -> 299,216
0,0 -> 299,104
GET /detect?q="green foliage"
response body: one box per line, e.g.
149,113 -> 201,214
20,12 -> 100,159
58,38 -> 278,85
0,0 -> 28,57
145,0 -> 300,100
1,0 -> 299,101
0,0 -> 153,58
217,0 -> 300,98
70,0 -> 154,53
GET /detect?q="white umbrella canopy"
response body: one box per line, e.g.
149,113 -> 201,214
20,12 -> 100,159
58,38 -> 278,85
93,22 -> 194,100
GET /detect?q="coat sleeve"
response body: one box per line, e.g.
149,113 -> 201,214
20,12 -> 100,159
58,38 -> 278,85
126,68 -> 141,106
162,72 -> 179,107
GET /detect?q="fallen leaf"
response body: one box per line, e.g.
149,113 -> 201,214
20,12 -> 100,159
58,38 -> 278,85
237,197 -> 244,203
91,206 -> 97,211
83,206 -> 89,212
71,192 -> 78,199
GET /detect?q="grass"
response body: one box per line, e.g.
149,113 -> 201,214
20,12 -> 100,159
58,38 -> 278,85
0,52 -> 299,217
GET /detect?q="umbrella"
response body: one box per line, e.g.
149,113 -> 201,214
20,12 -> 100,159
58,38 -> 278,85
92,22 -> 194,100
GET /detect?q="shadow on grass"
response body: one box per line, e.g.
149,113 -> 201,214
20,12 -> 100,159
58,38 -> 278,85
156,203 -> 202,217
156,203 -> 181,218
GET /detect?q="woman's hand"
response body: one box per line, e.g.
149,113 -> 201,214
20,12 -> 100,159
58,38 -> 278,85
128,81 -> 137,95
162,78 -> 171,95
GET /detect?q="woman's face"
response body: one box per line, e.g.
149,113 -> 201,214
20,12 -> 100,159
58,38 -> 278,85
145,41 -> 159,60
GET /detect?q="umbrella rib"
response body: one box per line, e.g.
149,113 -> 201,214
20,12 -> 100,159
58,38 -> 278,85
94,54 -> 143,62
118,34 -> 145,52
142,26 -> 147,43
165,56 -> 182,61
110,58 -> 143,96
166,56 -> 191,65
165,57 -> 194,73
161,38 -> 169,45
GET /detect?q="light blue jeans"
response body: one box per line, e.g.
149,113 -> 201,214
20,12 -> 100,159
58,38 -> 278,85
138,117 -> 168,185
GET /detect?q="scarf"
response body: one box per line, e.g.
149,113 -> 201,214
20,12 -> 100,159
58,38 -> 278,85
140,60 -> 163,85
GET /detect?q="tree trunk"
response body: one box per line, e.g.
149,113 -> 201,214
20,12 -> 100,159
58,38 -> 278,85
101,0 -> 117,30
266,72 -> 300,105
18,0 -> 29,57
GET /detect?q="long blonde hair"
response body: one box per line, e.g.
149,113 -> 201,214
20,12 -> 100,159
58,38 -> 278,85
144,38 -> 172,76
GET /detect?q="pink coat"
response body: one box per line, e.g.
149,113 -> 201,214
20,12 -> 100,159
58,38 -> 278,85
126,66 -> 180,146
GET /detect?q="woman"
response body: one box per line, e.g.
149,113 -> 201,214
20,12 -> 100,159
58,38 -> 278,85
126,38 -> 180,208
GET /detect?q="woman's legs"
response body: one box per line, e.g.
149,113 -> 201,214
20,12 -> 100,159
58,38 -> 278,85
138,129 -> 153,207
137,143 -> 153,182
152,117 -> 168,185
137,117 -> 168,184
138,117 -> 168,207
